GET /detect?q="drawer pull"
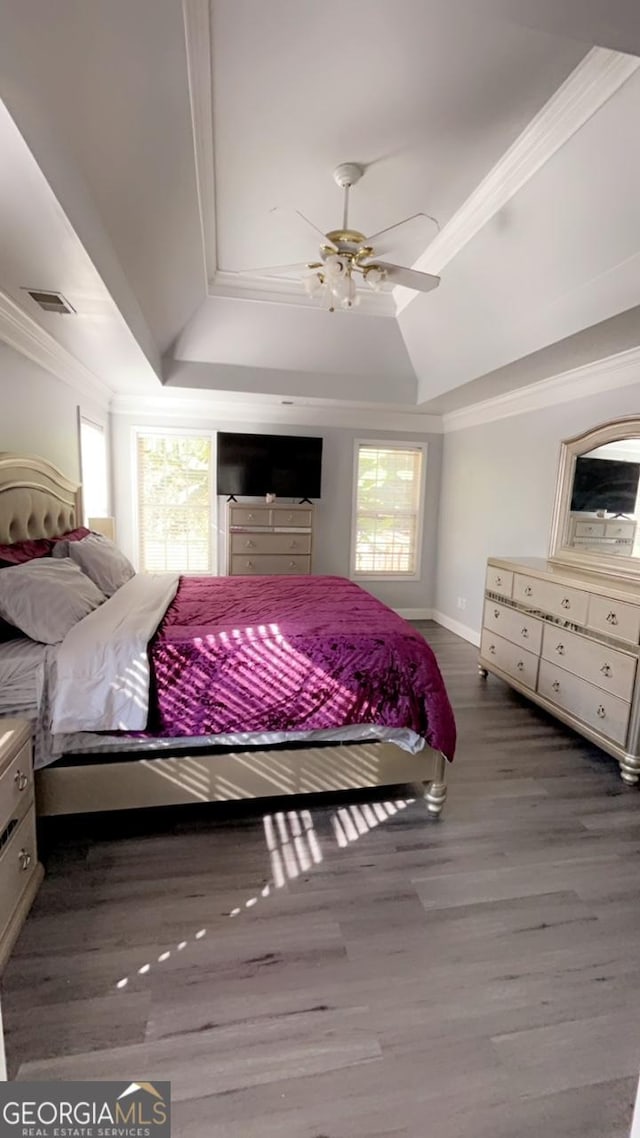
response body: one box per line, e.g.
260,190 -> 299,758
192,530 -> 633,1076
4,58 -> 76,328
287,514 -> 293,521
561,597 -> 571,610
520,628 -> 529,639
555,644 -> 565,656
289,541 -> 298,549
246,560 -> 254,568
18,849 -> 32,871
516,661 -> 524,672
247,513 -> 254,520
14,770 -> 29,791
601,663 -> 612,677
495,576 -> 502,586
524,585 -> 533,597
596,705 -> 606,719
244,540 -> 255,549
494,608 -> 500,618
552,680 -> 560,693
606,611 -> 618,626
488,644 -> 496,655
289,560 -> 297,568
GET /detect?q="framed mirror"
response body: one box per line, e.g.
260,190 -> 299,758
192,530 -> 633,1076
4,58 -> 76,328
549,415 -> 640,581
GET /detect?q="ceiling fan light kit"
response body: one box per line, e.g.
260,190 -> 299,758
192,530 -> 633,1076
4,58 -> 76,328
240,162 -> 442,312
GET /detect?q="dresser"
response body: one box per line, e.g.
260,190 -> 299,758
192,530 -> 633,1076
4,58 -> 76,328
479,557 -> 640,785
226,502 -> 314,576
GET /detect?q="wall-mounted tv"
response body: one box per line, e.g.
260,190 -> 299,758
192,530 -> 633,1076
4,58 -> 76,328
217,432 -> 323,499
570,455 -> 640,516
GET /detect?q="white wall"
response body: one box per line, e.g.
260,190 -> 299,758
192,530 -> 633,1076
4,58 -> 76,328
0,343 -> 110,482
111,411 -> 442,612
435,380 -> 640,639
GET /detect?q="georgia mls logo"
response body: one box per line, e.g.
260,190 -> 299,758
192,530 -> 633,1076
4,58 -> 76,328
119,1083 -> 165,1104
0,1080 -> 171,1137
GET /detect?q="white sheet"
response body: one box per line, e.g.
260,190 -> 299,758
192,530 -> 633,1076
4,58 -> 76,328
0,638 -> 47,713
51,572 -> 180,733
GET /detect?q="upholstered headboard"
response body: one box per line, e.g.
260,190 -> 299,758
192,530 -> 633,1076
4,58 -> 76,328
0,453 -> 83,544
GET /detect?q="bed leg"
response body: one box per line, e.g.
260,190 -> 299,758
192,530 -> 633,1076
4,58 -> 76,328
424,751 -> 447,818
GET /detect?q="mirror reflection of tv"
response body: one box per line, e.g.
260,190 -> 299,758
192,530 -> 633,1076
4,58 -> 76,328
570,456 -> 640,515
217,433 -> 323,498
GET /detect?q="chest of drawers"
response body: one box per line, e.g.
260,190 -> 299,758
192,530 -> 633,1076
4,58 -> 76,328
0,719 -> 43,971
227,503 -> 314,576
479,558 -> 640,786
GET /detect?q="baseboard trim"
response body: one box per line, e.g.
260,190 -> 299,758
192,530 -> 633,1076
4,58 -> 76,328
395,608 -> 433,620
431,610 -> 480,646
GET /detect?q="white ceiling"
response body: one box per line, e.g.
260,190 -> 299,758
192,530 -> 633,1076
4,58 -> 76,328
0,0 -> 639,417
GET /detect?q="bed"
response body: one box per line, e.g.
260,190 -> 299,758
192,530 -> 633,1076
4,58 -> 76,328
0,452 -> 455,818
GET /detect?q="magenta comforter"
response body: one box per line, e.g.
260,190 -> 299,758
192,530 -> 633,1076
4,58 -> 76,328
149,575 -> 456,760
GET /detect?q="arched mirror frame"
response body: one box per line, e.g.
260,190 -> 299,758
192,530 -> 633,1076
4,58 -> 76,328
549,415 -> 640,581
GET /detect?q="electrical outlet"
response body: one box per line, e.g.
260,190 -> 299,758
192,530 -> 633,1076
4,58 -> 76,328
456,596 -> 467,610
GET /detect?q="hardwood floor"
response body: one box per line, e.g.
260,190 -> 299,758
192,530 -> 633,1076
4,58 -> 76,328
4,622 -> 640,1136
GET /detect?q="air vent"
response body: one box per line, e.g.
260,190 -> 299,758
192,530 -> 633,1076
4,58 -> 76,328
24,289 -> 75,314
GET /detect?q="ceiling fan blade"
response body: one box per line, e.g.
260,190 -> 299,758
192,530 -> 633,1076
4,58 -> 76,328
374,262 -> 440,293
230,261 -> 315,278
269,207 -> 337,249
364,212 -> 439,255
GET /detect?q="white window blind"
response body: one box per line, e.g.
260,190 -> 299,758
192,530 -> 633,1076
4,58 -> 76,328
80,417 -> 109,520
136,433 -> 213,573
352,443 -> 425,576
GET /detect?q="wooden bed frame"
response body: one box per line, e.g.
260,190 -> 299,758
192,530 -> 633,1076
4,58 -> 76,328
0,452 -> 448,818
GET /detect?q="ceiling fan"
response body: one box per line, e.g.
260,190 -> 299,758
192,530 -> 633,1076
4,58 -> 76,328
236,163 -> 441,311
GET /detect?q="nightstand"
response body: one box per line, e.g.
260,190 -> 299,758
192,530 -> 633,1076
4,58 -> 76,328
0,719 -> 43,963
0,719 -> 43,1079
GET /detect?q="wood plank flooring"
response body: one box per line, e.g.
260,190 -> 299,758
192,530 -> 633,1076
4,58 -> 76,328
3,622 -> 640,1136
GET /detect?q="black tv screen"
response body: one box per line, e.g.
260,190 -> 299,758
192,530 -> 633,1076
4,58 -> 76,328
217,433 -> 323,499
570,456 -> 640,515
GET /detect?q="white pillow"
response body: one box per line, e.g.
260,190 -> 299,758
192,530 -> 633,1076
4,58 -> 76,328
0,558 -> 106,644
65,534 -> 135,597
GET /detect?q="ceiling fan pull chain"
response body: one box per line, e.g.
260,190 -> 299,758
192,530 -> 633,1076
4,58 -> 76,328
343,183 -> 350,231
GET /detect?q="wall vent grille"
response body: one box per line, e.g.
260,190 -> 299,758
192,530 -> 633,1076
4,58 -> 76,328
25,289 -> 75,314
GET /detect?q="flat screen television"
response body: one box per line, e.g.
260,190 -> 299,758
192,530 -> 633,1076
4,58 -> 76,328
570,455 -> 640,515
217,432 -> 323,499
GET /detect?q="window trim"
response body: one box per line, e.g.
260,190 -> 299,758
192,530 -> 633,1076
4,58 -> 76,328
78,413 -> 110,523
132,426 -> 217,575
349,438 -> 427,582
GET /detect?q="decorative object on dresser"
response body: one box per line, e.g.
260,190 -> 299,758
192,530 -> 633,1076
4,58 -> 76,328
479,557 -> 640,786
227,502 -> 314,576
0,719 -> 43,971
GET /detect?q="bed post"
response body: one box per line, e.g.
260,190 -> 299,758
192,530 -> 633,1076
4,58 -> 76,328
423,751 -> 447,817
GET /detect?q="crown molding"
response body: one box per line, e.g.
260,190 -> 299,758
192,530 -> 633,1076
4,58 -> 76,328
442,344 -> 640,433
111,390 -> 442,433
0,290 -> 112,408
183,0 -> 217,288
209,271 -> 396,316
395,47 -> 640,314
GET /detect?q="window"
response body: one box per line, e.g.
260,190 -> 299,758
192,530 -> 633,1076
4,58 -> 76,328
79,416 -> 109,520
351,441 -> 426,578
135,431 -> 214,573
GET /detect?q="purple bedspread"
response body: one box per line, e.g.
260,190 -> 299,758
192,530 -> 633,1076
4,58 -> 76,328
149,575 -> 456,760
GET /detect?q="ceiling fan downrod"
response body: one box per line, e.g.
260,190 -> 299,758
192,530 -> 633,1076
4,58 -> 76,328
333,163 -> 363,232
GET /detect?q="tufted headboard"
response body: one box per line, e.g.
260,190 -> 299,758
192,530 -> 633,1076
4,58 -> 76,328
0,453 -> 83,544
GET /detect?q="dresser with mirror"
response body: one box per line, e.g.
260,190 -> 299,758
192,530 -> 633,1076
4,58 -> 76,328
479,416 -> 640,787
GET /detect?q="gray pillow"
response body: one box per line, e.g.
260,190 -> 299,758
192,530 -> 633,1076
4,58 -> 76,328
0,558 -> 106,644
64,533 -> 135,597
